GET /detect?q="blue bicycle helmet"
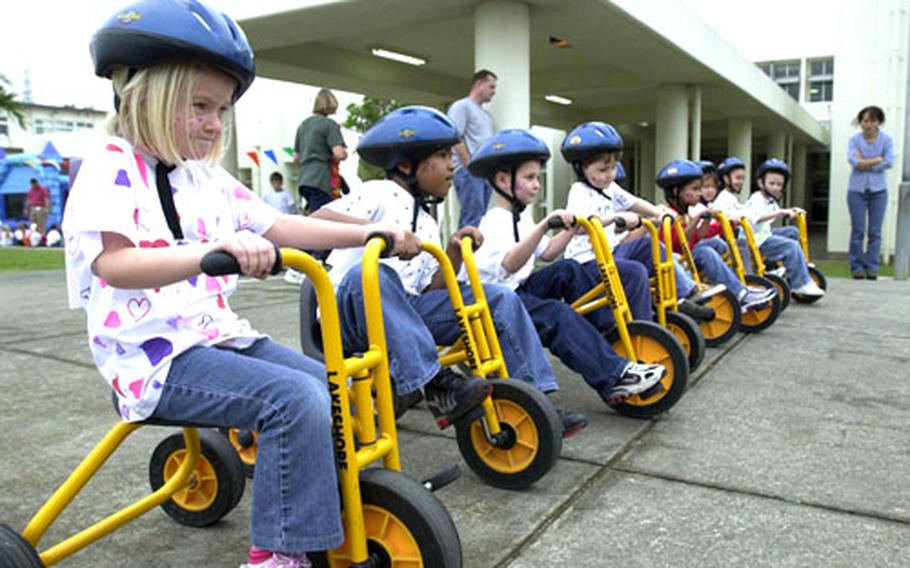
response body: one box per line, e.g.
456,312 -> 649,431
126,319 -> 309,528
91,0 -> 255,100
657,160 -> 703,212
357,106 -> 460,232
357,106 -> 459,171
717,156 -> 745,177
615,162 -> 627,185
698,160 -> 717,176
560,122 -> 623,164
469,129 -> 550,242
755,158 -> 791,183
467,129 -> 550,180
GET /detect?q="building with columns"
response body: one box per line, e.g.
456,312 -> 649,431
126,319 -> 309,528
236,0 -> 909,262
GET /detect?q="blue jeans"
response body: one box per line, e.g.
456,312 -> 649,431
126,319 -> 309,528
614,236 -> 697,301
151,338 -> 343,553
692,238 -> 746,296
847,189 -> 888,274
335,264 -> 559,393
580,256 -> 653,323
773,226 -> 800,241
759,235 -> 811,288
517,262 -> 630,395
299,185 -> 333,214
454,167 -> 493,228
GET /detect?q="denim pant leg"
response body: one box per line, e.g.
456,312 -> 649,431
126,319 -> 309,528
736,237 -> 756,274
847,190 -> 869,273
335,264 -> 441,394
454,167 -> 493,229
521,259 -> 612,331
866,190 -> 888,273
516,290 -> 629,395
772,226 -> 800,241
412,284 -> 559,392
151,338 -> 344,553
590,240 -> 656,321
759,235 -> 811,288
693,241 -> 746,297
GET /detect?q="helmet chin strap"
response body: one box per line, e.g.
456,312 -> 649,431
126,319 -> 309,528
390,168 -> 443,232
491,169 -> 525,242
573,163 -> 612,202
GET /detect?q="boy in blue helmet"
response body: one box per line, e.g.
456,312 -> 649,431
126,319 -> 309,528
559,122 -> 722,324
746,159 -> 825,297
658,160 -> 777,313
465,129 -> 666,409
311,107 -> 578,434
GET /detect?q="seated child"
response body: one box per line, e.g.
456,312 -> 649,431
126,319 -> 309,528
657,160 -> 777,313
311,107 -> 586,436
464,129 -> 666,407
559,122 -> 722,323
64,2 -> 420,565
746,159 -> 825,297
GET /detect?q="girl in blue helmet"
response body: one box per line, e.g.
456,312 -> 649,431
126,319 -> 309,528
560,122 -> 722,323
698,161 -> 720,205
746,159 -> 825,297
658,160 -> 777,313
311,106 -> 569,430
64,2 -> 422,566
466,129 -> 666,411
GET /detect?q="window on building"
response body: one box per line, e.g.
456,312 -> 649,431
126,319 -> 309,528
34,118 -> 50,134
0,115 -> 8,136
76,122 -> 95,130
54,120 -> 74,132
808,57 -> 834,102
757,60 -> 801,101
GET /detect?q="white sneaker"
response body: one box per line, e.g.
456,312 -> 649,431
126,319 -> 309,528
793,280 -> 825,297
739,287 -> 776,313
766,266 -> 787,278
284,269 -> 305,285
604,362 -> 666,404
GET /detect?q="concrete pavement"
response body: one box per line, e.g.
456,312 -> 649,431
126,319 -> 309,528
0,270 -> 908,567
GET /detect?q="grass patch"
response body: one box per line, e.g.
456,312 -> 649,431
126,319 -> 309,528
812,259 -> 894,279
0,247 -> 65,272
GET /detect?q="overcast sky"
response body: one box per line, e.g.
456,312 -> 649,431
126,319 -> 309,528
0,0 -> 835,111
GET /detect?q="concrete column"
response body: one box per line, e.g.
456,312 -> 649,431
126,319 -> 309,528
475,1 -> 530,129
791,144 -> 807,211
767,132 -> 786,161
655,85 -> 689,184
688,85 -> 702,161
728,117 -> 753,199
222,118 -> 239,178
639,130 -> 657,203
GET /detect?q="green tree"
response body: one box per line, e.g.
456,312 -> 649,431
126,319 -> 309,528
342,96 -> 402,182
0,74 -> 25,128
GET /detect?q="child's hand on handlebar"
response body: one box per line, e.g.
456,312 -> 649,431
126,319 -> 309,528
387,227 -> 423,260
545,210 -> 576,230
450,226 -> 484,250
212,231 -> 276,280
612,211 -> 640,231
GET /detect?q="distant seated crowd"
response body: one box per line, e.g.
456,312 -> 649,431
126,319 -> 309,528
0,223 -> 63,248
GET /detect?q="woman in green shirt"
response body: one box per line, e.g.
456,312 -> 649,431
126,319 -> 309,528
293,88 -> 348,214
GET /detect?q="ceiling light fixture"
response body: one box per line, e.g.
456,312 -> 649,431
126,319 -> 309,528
371,48 -> 426,66
545,94 -> 573,105
549,35 -> 571,48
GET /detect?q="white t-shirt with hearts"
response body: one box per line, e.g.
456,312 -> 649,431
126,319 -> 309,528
63,136 -> 279,422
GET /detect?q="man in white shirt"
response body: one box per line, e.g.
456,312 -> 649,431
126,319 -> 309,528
448,69 -> 497,228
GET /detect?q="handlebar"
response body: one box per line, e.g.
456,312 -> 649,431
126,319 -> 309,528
365,232 -> 394,258
201,244 -> 283,276
546,216 -> 576,230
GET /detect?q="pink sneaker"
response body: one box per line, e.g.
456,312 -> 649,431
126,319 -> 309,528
240,552 -> 311,568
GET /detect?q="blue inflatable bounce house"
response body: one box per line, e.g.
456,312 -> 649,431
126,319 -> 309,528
0,141 -> 70,230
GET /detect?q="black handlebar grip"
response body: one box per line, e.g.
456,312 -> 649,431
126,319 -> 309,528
700,211 -> 713,221
614,217 -> 627,229
201,244 -> 282,276
365,232 -> 394,258
547,217 -> 567,230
